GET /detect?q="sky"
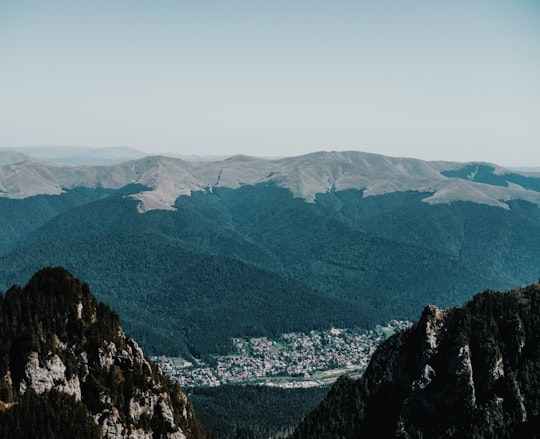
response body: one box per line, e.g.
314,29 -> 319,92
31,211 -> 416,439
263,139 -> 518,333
1,0 -> 539,166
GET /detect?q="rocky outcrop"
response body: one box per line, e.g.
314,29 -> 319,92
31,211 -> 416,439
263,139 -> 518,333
293,282 -> 540,438
0,267 -> 211,439
20,352 -> 82,401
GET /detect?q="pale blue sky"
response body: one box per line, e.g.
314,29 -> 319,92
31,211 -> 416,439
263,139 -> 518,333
1,0 -> 539,166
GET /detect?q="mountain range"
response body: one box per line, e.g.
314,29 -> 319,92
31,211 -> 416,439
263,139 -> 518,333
1,150 -> 539,357
293,282 -> 540,438
2,150 -> 540,211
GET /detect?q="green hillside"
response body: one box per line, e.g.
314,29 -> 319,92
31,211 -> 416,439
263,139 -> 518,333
1,184 -> 539,358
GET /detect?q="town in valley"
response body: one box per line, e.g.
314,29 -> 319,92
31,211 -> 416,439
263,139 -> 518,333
153,320 -> 411,388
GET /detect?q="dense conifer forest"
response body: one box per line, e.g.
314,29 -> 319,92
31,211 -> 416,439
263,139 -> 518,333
293,283 -> 540,438
188,385 -> 329,439
0,267 -> 211,439
2,185 -> 540,358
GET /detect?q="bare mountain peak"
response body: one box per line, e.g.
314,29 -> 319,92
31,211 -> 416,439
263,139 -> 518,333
223,154 -> 268,162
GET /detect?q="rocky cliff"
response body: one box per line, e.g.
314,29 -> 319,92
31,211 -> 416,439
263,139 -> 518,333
293,282 -> 540,438
0,267 -> 211,439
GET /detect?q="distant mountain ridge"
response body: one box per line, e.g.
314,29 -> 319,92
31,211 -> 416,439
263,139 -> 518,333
1,146 -> 146,165
0,267 -> 211,439
0,150 -> 30,165
1,150 -> 540,212
293,282 -> 540,438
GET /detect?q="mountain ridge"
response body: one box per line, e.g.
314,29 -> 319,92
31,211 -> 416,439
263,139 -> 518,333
0,146 -> 146,165
1,150 -> 539,212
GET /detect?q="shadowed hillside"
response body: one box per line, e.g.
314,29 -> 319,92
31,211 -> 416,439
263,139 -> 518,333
0,267 -> 212,439
293,282 -> 540,438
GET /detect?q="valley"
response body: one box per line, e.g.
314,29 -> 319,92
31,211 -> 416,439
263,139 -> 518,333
2,154 -> 540,360
153,320 -> 411,388
2,149 -> 540,438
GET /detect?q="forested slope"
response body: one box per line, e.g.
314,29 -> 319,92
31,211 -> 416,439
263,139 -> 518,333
293,283 -> 540,438
2,182 -> 540,357
0,267 -> 211,438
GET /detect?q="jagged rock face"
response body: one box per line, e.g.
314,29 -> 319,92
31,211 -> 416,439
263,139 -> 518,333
0,267 -> 210,439
293,283 -> 540,438
19,352 -> 82,400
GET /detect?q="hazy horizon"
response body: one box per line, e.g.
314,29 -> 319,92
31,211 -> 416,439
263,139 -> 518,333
5,144 -> 540,170
1,0 -> 539,166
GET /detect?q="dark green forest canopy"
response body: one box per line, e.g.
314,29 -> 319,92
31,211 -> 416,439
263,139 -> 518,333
187,385 -> 329,439
0,390 -> 102,439
1,184 -> 540,357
